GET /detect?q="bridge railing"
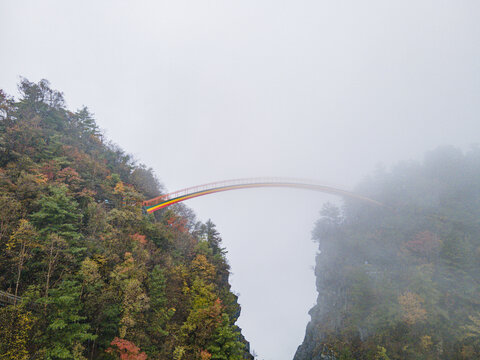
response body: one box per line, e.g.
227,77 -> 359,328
142,177 -> 325,208
0,290 -> 22,306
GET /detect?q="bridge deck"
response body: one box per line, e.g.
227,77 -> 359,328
143,177 -> 383,214
0,290 -> 22,306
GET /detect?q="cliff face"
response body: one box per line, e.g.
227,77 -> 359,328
0,79 -> 252,360
295,147 -> 480,360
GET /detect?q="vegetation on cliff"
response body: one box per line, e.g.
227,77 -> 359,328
295,146 -> 480,360
0,79 -> 252,360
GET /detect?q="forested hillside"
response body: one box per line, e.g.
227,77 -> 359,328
0,79 -> 253,360
294,147 -> 480,359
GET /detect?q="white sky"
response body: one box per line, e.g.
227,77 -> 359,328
1,1 -> 480,359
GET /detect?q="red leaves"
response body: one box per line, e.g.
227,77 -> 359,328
166,214 -> 188,233
40,160 -> 58,181
405,231 -> 441,259
106,337 -> 147,360
56,167 -> 81,185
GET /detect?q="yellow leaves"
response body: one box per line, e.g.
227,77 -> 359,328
170,264 -> 191,295
80,258 -> 101,285
398,291 -> 427,325
182,282 -> 190,295
374,346 -> 390,360
110,252 -> 149,338
180,287 -> 224,349
0,307 -> 34,360
173,346 -> 185,360
191,254 -> 216,283
33,173 -> 48,185
462,313 -> 480,340
124,252 -> 134,263
118,276 -> 150,337
92,254 -> 107,267
5,239 -> 15,251
6,219 -> 39,251
420,335 -> 433,350
111,252 -> 143,282
114,181 -> 125,195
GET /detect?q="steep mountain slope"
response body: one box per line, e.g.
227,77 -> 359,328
295,147 -> 480,360
0,79 -> 252,360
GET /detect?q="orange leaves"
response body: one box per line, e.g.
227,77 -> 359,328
200,350 -> 212,360
398,291 -> 427,325
106,337 -> 147,360
33,173 -> 48,185
56,167 -> 81,186
130,233 -> 147,245
114,181 -> 126,195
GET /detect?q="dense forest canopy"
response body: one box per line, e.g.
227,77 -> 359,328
2,78 -> 479,360
294,146 -> 480,359
0,79 -> 253,360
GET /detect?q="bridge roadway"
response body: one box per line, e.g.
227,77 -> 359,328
143,177 -> 383,214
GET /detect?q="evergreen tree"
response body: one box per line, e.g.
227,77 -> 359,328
30,186 -> 82,241
42,280 -> 96,359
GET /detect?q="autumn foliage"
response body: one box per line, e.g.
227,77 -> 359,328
398,291 -> 427,325
0,80 -> 252,360
295,146 -> 480,360
106,337 -> 147,360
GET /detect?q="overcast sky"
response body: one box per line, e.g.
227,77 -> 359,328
1,1 -> 480,359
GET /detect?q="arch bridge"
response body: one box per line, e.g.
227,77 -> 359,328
143,177 -> 383,213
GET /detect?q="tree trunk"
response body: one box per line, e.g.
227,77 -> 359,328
13,242 -> 25,305
44,241 -> 57,311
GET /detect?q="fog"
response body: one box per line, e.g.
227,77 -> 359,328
1,1 -> 479,359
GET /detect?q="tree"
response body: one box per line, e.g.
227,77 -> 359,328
0,306 -> 34,360
42,234 -> 68,303
207,314 -> 246,360
42,280 -> 96,359
0,195 -> 21,244
73,107 -> 99,138
106,337 -> 147,360
204,220 -> 224,256
6,219 -> 39,301
180,279 -> 224,355
0,80 -> 254,360
30,185 -> 82,241
404,231 -> 441,262
312,202 -> 343,246
191,254 -> 216,284
17,78 -> 65,125
374,346 -> 391,360
398,291 -> 427,326
463,312 -> 480,347
30,187 -> 82,301
110,253 -> 149,338
146,265 -> 173,339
